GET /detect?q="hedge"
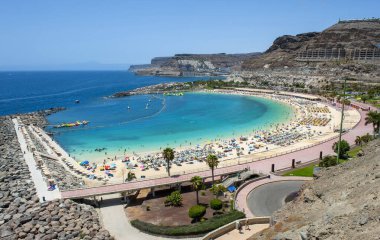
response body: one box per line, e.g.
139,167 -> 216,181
130,210 -> 245,236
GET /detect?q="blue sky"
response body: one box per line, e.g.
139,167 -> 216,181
0,0 -> 379,70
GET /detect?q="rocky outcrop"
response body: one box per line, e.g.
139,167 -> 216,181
12,108 -> 65,128
0,116 -> 113,240
129,52 -> 261,76
110,82 -> 194,98
249,139 -> 380,240
266,32 -> 319,53
242,19 -> 380,70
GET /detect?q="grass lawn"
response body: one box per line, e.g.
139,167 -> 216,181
283,165 -> 316,177
347,146 -> 362,158
283,147 -> 364,177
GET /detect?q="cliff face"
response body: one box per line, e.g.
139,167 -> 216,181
242,19 -> 380,69
250,139 -> 380,240
129,53 -> 261,76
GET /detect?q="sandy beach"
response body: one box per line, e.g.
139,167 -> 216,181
27,90 -> 360,185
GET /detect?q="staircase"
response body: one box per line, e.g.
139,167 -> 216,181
221,170 -> 256,188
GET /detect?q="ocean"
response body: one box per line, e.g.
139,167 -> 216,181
0,71 -> 293,161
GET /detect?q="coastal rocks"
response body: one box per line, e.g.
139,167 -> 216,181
130,52 -> 261,77
40,155 -> 84,190
0,116 -> 113,240
111,82 -> 193,98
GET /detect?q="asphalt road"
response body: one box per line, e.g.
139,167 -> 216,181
246,180 -> 305,216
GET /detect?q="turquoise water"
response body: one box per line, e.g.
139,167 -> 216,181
47,92 -> 294,160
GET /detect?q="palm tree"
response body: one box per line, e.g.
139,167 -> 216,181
206,154 -> 219,184
365,111 -> 380,138
163,148 -> 175,176
190,176 -> 204,205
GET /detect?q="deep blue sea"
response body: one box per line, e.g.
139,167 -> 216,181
0,71 -> 293,161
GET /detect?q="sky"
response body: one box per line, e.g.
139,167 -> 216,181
0,0 -> 379,70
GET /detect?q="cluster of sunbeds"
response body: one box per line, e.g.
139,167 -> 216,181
299,117 -> 331,126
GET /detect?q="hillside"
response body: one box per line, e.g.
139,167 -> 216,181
249,139 -> 380,240
242,19 -> 380,69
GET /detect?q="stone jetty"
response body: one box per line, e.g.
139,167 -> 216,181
0,115 -> 113,240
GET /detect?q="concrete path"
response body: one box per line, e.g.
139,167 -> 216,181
98,194 -> 200,240
13,118 -> 61,202
216,224 -> 270,240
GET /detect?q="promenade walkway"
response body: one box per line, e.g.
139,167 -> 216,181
13,118 -> 61,202
62,165 -> 245,199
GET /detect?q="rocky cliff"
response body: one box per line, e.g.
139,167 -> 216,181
242,19 -> 380,70
250,139 -> 380,240
129,52 -> 261,76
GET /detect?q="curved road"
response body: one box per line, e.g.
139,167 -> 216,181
246,180 -> 305,216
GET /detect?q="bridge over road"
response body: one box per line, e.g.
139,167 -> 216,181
61,165 -> 247,199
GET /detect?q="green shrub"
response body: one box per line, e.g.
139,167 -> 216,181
333,140 -> 350,159
165,190 -> 183,207
210,199 -> 223,211
130,210 -> 245,236
200,191 -> 206,196
319,156 -> 338,168
188,205 -> 206,221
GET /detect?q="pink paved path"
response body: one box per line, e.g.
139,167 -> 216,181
62,106 -> 372,199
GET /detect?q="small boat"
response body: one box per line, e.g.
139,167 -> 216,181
145,103 -> 149,109
75,100 -> 80,104
163,92 -> 184,96
127,105 -> 131,109
54,120 -> 90,128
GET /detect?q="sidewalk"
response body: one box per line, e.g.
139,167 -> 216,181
13,118 -> 61,202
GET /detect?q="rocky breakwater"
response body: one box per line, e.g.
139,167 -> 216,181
110,82 -> 194,98
0,115 -> 113,240
15,107 -> 65,128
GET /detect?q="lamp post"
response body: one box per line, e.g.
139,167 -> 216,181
336,78 -> 347,164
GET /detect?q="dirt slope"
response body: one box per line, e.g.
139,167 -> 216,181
250,139 -> 380,240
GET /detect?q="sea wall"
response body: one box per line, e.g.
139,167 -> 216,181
0,115 -> 113,240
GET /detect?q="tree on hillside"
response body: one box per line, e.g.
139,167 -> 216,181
190,176 -> 204,205
333,140 -> 350,159
206,154 -> 219,184
365,111 -> 380,138
163,148 -> 175,177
